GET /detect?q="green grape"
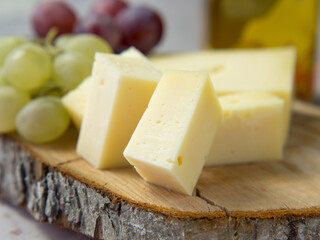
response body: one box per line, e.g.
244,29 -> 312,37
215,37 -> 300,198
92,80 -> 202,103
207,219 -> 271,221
55,34 -> 73,49
4,43 -> 52,91
0,36 -> 26,67
16,96 -> 70,143
0,68 -> 8,86
0,86 -> 30,133
30,80 -> 63,98
53,51 -> 92,92
64,34 -> 112,61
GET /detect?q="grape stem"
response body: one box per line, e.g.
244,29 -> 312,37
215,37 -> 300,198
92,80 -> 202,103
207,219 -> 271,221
44,28 -> 63,57
45,28 -> 59,44
31,86 -> 63,98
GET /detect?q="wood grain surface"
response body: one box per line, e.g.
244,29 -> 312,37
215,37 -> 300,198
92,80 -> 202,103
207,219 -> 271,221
6,101 -> 320,220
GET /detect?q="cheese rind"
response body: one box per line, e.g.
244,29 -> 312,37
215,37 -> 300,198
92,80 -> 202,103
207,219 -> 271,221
151,47 -> 296,141
77,54 -> 161,169
206,91 -> 284,166
124,70 -> 222,195
62,76 -> 92,129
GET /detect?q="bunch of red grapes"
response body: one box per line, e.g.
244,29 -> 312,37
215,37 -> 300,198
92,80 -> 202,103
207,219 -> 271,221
31,0 -> 164,54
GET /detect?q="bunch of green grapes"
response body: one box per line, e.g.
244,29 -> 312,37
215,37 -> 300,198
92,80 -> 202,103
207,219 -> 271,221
0,33 -> 112,143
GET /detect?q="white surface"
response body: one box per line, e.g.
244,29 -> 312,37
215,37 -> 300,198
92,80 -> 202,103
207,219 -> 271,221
0,199 -> 91,240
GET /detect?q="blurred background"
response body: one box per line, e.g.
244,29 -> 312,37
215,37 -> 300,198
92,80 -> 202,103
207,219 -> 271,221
0,0 -> 319,102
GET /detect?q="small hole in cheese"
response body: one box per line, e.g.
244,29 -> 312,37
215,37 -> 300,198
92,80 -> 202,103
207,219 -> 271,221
166,159 -> 174,164
100,79 -> 104,85
177,156 -> 183,166
156,120 -> 161,124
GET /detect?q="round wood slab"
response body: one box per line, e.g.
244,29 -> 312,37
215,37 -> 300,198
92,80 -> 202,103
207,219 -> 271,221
1,101 -> 320,239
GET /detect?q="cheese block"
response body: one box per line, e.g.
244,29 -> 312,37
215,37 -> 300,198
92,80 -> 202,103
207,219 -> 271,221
124,70 -> 222,195
206,91 -> 284,166
120,47 -> 148,60
62,76 -> 92,129
61,48 -> 147,129
151,47 -> 296,141
77,54 -> 161,169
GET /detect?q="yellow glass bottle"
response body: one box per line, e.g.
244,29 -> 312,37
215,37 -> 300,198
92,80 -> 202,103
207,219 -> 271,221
210,0 -> 318,100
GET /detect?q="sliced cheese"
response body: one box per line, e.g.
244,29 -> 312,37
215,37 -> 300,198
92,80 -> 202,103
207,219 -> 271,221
62,76 -> 92,129
206,91 -> 284,166
61,49 -> 147,129
151,47 -> 296,141
120,47 -> 148,60
124,70 -> 222,195
77,54 -> 161,169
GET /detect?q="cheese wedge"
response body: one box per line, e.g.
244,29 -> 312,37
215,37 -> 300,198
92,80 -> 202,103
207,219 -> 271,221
62,76 -> 92,129
77,54 -> 161,168
206,92 -> 284,166
124,70 -> 222,195
151,47 -> 296,141
62,48 -> 147,129
120,47 -> 148,60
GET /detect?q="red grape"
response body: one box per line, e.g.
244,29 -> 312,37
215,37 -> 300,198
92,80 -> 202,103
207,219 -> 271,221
115,6 -> 163,54
32,1 -> 77,37
114,44 -> 130,54
91,0 -> 128,17
74,15 -> 122,52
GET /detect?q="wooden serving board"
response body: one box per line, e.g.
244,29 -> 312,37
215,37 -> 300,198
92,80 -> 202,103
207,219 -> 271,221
1,101 -> 320,239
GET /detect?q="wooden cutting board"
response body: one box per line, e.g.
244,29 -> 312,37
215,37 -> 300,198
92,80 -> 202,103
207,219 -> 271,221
0,101 -> 320,240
